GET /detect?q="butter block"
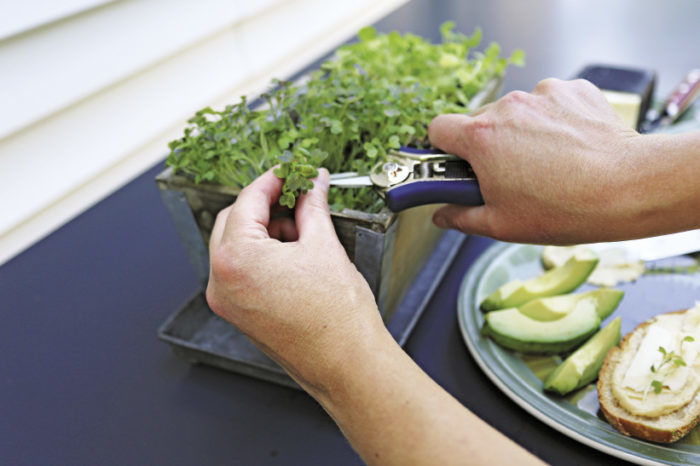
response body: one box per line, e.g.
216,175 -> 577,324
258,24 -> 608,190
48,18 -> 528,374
602,90 -> 642,129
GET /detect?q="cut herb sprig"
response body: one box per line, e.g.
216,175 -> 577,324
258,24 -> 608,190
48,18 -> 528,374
166,22 -> 524,211
646,336 -> 695,396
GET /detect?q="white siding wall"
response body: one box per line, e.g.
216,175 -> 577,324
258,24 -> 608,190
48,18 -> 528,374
0,0 -> 407,264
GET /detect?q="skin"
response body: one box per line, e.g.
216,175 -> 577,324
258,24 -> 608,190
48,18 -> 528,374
207,169 -> 542,465
206,79 -> 699,464
430,78 -> 700,244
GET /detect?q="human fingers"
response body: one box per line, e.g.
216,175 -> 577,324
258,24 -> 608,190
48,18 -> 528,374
428,114 -> 478,161
209,205 -> 232,251
224,168 -> 284,240
294,169 -> 339,245
531,77 -> 566,96
268,217 -> 299,242
533,77 -> 601,100
468,100 -> 496,117
568,79 -> 624,120
268,203 -> 298,242
533,78 -> 619,119
432,204 -> 491,237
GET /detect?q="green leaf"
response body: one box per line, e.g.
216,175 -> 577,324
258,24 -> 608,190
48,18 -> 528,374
286,173 -> 305,191
300,137 -> 317,148
439,21 -> 455,41
299,164 -> 318,177
388,135 -> 400,149
509,49 -> 526,67
439,53 -> 461,68
278,136 -> 291,149
673,358 -> 687,367
279,150 -> 294,163
465,27 -> 482,48
165,23 -> 523,212
651,380 -> 663,394
330,120 -> 343,134
358,26 -> 376,42
274,164 -> 290,178
363,142 -> 378,159
399,124 -> 415,135
279,192 -> 296,208
310,149 -> 328,164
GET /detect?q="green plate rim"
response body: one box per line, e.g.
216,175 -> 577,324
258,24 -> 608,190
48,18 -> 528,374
457,241 -> 699,466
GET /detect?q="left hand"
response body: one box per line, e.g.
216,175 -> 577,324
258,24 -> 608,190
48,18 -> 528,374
206,168 -> 546,466
205,168 -> 386,395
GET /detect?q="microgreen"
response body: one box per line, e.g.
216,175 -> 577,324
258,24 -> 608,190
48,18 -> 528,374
647,336 -> 695,395
166,23 -> 524,211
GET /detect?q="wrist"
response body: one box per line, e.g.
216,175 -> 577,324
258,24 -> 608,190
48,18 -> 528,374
613,132 -> 700,238
304,321 -> 398,406
285,308 -> 394,402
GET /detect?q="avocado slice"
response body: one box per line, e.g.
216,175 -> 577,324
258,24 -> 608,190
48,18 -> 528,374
480,248 -> 598,311
482,302 -> 601,354
543,316 -> 621,395
518,289 -> 624,321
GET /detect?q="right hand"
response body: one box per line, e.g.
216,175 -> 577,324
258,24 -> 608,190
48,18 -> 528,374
429,78 -> 645,245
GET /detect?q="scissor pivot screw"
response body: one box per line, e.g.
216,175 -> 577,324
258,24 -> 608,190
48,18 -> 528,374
383,161 -> 400,174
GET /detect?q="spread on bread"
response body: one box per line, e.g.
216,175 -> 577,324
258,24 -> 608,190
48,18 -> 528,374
612,303 -> 700,417
597,302 -> 700,443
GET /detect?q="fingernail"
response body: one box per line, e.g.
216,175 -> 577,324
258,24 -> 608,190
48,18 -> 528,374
313,168 -> 330,191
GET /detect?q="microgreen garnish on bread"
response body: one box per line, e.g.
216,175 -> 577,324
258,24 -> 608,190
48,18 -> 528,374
597,304 -> 700,443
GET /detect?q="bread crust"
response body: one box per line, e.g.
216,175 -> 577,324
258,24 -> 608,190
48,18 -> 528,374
597,310 -> 700,443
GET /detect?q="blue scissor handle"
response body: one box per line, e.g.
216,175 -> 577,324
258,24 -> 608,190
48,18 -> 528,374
385,178 -> 483,212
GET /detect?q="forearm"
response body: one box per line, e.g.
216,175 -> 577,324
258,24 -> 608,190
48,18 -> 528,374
616,131 -> 700,239
428,80 -> 700,245
208,169 -> 540,463
306,324 -> 543,466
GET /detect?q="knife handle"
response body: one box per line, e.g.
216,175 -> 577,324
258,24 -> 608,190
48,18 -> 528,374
663,69 -> 700,122
385,179 -> 483,212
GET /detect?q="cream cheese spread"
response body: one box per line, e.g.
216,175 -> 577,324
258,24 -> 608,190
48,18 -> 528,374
611,303 -> 700,417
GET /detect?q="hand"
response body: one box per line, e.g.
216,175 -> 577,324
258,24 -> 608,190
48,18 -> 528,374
205,168 -> 386,395
429,78 -> 646,244
205,168 -> 545,466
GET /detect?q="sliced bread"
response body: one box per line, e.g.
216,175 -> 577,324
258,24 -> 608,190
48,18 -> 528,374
597,309 -> 700,443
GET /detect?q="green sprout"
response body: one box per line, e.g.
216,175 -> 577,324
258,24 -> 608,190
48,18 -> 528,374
166,23 -> 524,211
648,336 -> 695,394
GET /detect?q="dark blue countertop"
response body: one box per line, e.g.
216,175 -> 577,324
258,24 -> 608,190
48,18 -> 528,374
3,0 -> 699,464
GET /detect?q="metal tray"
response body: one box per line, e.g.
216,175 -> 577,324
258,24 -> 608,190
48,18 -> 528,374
159,229 -> 467,388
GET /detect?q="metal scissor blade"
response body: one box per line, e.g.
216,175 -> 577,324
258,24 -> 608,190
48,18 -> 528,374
329,172 -> 373,188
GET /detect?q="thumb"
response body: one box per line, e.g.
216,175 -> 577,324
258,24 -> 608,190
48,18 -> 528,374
224,168 -> 283,240
295,168 -> 337,243
428,113 -> 477,160
433,204 -> 491,237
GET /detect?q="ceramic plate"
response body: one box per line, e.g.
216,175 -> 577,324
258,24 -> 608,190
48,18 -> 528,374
457,242 -> 700,466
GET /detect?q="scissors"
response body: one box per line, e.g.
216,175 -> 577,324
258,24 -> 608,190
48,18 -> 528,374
329,147 -> 483,212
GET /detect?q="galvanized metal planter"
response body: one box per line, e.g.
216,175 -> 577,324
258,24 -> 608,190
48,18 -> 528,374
156,168 -> 446,320
156,76 -> 502,386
